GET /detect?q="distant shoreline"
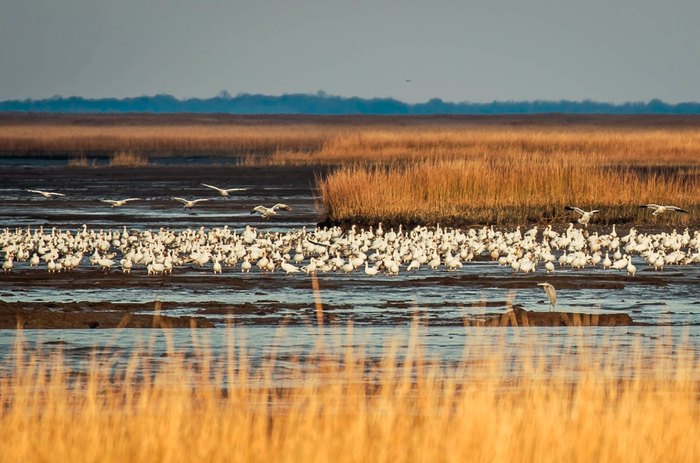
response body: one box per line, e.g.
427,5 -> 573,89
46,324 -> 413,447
2,93 -> 700,115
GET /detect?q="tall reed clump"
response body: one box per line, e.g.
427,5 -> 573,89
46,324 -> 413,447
0,329 -> 699,463
67,155 -> 89,167
108,150 -> 150,167
67,155 -> 98,168
318,155 -> 700,225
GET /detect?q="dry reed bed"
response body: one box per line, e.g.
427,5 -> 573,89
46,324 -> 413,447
3,119 -> 699,223
1,122 -> 699,165
271,129 -> 700,165
108,151 -> 150,167
318,155 -> 700,225
0,124 -> 333,157
1,331 -> 698,462
308,127 -> 700,225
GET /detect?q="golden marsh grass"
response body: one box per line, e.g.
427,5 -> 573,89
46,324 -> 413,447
271,128 -> 700,165
108,150 -> 150,167
2,115 -> 699,223
1,329 -> 698,462
318,156 -> 700,225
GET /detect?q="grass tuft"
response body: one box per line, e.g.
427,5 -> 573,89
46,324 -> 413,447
108,151 -> 150,167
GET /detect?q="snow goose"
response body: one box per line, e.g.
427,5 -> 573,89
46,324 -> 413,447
100,198 -> 141,208
201,183 -> 247,197
280,261 -> 300,275
364,262 -> 379,276
26,189 -> 65,199
2,256 -> 13,273
251,204 -> 292,219
565,206 -> 599,227
172,197 -> 210,209
640,204 -> 688,216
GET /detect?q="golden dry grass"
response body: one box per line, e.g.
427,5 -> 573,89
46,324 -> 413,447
307,128 -> 700,224
108,150 -> 150,167
271,128 -> 700,165
1,116 -> 699,165
67,155 -> 90,167
318,156 -> 700,225
2,115 -> 699,223
0,329 -> 698,463
0,122 -> 332,157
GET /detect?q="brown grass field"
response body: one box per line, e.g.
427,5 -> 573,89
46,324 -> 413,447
1,328 -> 698,463
1,113 -> 699,224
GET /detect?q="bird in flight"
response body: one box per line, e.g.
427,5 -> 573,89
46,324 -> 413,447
537,282 -> 557,312
639,204 -> 688,216
404,78 -> 412,83
251,203 -> 292,219
172,197 -> 210,209
100,198 -> 141,208
565,206 -> 600,226
201,183 -> 248,197
26,189 -> 65,199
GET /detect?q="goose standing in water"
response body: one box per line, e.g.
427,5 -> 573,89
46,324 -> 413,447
26,189 -> 65,199
172,197 -> 210,209
639,204 -> 688,216
2,256 -> 13,273
100,198 -> 141,208
251,204 -> 292,219
565,206 -> 600,227
201,183 -> 248,197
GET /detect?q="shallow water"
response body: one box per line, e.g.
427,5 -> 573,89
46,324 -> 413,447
1,162 -> 700,375
2,325 -> 698,383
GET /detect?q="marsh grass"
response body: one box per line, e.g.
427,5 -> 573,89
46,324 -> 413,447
319,156 -> 700,225
272,128 -> 700,165
0,123 -> 330,158
108,151 -> 150,167
67,155 -> 89,167
67,155 -> 98,168
0,328 -> 698,462
3,117 -> 700,223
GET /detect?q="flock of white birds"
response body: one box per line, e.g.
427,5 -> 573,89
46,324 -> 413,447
24,184 -> 292,218
2,222 -> 700,277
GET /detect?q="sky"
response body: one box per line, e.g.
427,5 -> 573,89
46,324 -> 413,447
1,0 -> 699,103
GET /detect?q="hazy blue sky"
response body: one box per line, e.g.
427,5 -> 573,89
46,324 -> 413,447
1,0 -> 699,103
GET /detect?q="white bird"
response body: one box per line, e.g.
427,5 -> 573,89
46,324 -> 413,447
537,282 -> 557,312
172,197 -> 210,209
100,198 -> 141,208
565,206 -> 600,226
364,262 -> 379,276
201,183 -> 247,197
251,204 -> 292,219
640,204 -> 688,216
280,261 -> 301,275
26,189 -> 65,198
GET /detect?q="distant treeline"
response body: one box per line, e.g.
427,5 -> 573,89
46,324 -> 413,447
2,92 -> 700,114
